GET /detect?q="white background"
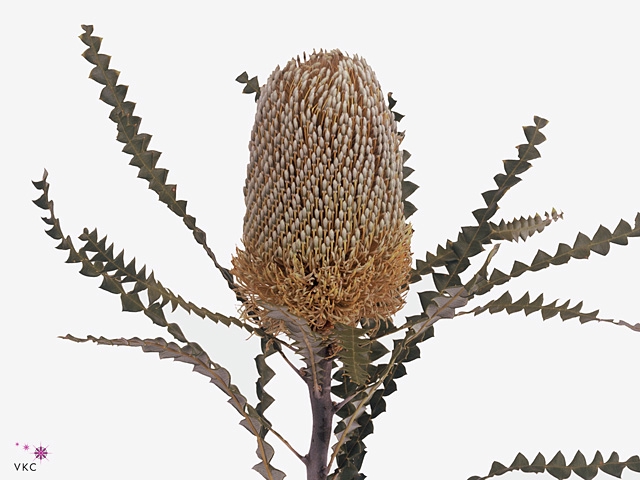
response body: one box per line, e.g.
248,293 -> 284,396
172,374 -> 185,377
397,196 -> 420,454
2,2 -> 639,479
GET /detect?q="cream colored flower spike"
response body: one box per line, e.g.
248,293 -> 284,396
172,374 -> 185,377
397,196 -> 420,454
232,50 -> 412,333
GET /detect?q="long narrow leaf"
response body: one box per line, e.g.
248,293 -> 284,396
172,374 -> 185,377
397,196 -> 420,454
78,25 -> 236,293
61,334 -> 285,480
467,450 -> 640,480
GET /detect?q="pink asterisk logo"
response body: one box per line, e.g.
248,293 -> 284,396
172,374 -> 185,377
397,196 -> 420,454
33,443 -> 50,463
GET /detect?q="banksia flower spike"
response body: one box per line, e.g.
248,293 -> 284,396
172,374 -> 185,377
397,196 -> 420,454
232,50 -> 412,334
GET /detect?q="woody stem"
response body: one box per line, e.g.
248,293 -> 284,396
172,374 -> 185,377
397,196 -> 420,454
303,351 -> 334,480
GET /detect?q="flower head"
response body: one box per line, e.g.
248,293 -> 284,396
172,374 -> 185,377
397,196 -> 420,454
232,50 -> 412,333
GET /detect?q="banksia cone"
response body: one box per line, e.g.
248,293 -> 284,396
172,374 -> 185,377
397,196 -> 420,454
232,50 -> 412,333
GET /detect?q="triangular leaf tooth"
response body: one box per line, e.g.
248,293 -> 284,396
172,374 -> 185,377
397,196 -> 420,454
432,273 -> 451,292
145,303 -> 168,327
56,235 -> 73,251
404,345 -> 420,362
382,377 -> 397,395
510,452 -> 530,469
255,354 -> 276,385
523,293 -> 544,316
118,124 -> 140,144
386,92 -> 397,110
65,245 -> 83,263
489,292 -> 511,313
32,192 -> 50,209
90,251 -> 108,263
79,24 -> 96,41
167,323 -> 187,343
558,300 -> 577,320
494,172 -> 522,189
570,451 -> 597,480
124,258 -> 137,277
235,71 -> 249,83
401,180 -> 418,201
489,461 -> 509,476
572,232 -> 592,259
121,292 -> 144,312
41,212 -> 56,226
392,363 -> 408,380
190,303 -> 206,319
590,451 -> 604,468
135,165 -> 152,181
453,238 -> 484,260
122,133 -> 152,155
523,125 -> 547,145
510,260 -> 528,277
503,158 -> 532,175
518,143 -> 541,161
99,244 -> 116,270
591,225 -> 612,255
81,48 -> 106,66
541,300 -> 559,320
89,66 -> 120,85
99,84 -> 128,107
403,199 -> 418,220
600,451 -> 624,477
131,150 -> 161,169
451,238 -> 469,259
509,292 -> 530,313
240,416 -> 261,434
243,76 -> 260,93
472,207 -> 489,223
369,390 -> 386,419
547,451 -> 571,479
533,115 -> 549,128
416,258 -> 433,275
402,149 -> 411,162
489,268 -> 509,286
77,227 -> 95,248
99,275 -> 122,295
461,226 -> 479,243
530,250 -> 552,271
626,455 -> 640,472
570,300 -> 584,312
521,452 -> 546,473
79,259 -> 101,277
550,243 -> 572,265
109,101 -> 136,122
611,219 -> 631,245
402,165 -> 414,179
147,282 -> 161,305
579,310 -> 600,323
482,189 -> 500,206
45,223 -> 63,240
32,170 -> 49,190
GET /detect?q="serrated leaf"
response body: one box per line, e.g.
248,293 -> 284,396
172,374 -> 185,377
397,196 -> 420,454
331,324 -> 371,385
77,25 -> 237,296
260,302 -> 326,391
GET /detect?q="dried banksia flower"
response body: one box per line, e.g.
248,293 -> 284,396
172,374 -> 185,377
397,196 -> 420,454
231,50 -> 412,333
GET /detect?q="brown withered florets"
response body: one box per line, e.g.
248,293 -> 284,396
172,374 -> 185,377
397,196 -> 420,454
231,49 -> 412,333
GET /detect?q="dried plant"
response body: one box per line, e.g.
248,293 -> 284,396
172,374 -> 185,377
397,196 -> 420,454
33,25 -> 640,480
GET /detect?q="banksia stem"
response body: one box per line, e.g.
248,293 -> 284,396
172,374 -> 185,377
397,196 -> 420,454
232,50 -> 412,333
